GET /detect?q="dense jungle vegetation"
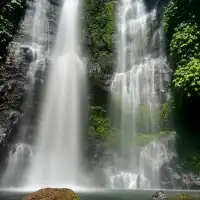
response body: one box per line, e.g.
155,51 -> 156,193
163,0 -> 200,156
85,0 -> 200,171
1,0 -> 200,174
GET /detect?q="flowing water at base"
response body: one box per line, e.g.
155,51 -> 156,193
0,190 -> 200,200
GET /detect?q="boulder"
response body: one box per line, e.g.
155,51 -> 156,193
20,45 -> 37,62
171,172 -> 181,188
152,191 -> 167,200
23,188 -> 79,200
160,181 -> 173,189
190,180 -> 200,190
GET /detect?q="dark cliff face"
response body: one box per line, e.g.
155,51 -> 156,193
0,0 -> 27,60
0,0 -> 28,164
0,0 -> 61,169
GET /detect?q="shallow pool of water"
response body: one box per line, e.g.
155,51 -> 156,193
0,189 -> 200,200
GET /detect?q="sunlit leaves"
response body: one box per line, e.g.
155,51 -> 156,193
173,58 -> 200,94
163,0 -> 199,38
164,0 -> 200,96
88,106 -> 110,138
170,22 -> 200,64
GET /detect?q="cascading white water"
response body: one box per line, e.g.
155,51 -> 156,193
24,0 -> 86,187
109,171 -> 150,189
109,0 -> 170,189
0,0 -> 49,187
139,140 -> 169,188
19,0 -> 50,139
0,143 -> 32,187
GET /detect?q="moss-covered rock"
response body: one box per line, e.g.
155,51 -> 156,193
23,188 -> 79,200
168,194 -> 199,200
137,131 -> 176,147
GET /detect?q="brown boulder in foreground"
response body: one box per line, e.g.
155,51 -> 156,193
23,188 -> 79,200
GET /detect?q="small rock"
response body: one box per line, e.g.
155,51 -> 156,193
20,45 -> 37,62
152,190 -> 168,200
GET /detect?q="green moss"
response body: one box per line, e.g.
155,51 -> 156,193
84,0 -> 115,70
88,106 -> 117,142
183,156 -> 200,175
164,0 -> 200,96
88,106 -> 109,137
170,22 -> 200,65
163,0 -> 200,39
136,131 -> 176,146
168,194 -> 199,200
173,58 -> 200,95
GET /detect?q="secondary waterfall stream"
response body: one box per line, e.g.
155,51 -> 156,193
0,0 -> 50,187
109,0 -> 171,189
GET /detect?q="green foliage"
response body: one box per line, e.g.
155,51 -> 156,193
136,103 -> 174,133
170,22 -> 200,64
173,58 -> 200,94
104,2 -> 115,48
160,101 -> 174,131
163,0 -> 199,38
184,156 -> 200,175
137,131 -> 176,146
88,103 -> 175,148
136,104 -> 160,133
160,103 -> 169,130
84,0 -> 115,67
164,0 -> 200,96
161,103 -> 168,121
89,106 -> 108,137
169,193 -> 198,200
88,106 -> 116,139
88,106 -> 118,148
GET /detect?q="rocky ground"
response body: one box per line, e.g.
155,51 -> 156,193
157,134 -> 200,190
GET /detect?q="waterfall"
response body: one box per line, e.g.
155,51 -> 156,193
24,0 -> 86,187
0,0 -> 86,189
108,0 -> 171,188
139,140 -> 169,189
0,0 -> 50,187
19,0 -> 50,141
0,143 -> 32,187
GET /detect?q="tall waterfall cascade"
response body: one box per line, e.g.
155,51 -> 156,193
25,0 -> 86,188
109,0 -> 171,189
0,0 -> 86,189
